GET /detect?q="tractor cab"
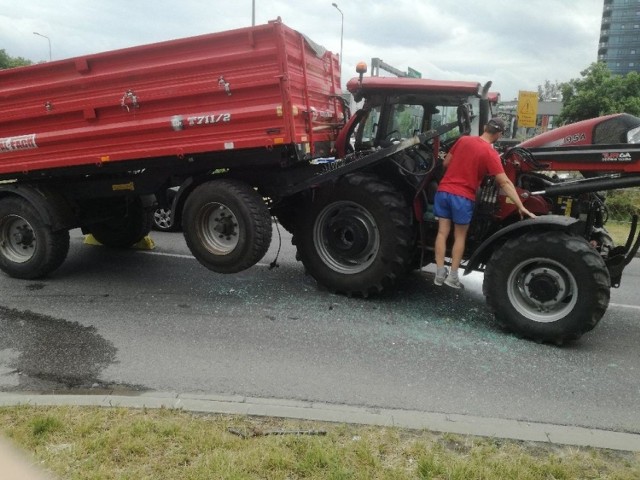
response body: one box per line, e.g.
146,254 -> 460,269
338,65 -> 496,157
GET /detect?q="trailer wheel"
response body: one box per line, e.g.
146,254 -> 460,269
484,231 -> 610,344
0,197 -> 70,279
89,196 -> 153,248
153,187 -> 179,232
295,172 -> 414,296
182,179 -> 272,273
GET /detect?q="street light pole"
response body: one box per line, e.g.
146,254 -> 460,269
33,32 -> 51,61
252,0 -> 255,26
331,3 -> 343,75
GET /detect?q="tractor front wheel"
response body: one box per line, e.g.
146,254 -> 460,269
483,231 -> 610,344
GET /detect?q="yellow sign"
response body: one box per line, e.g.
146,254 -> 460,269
517,90 -> 539,128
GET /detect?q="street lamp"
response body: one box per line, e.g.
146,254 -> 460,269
33,32 -> 51,61
252,0 -> 255,26
331,3 -> 343,75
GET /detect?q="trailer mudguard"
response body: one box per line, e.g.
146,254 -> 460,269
463,215 -> 584,275
0,184 -> 76,231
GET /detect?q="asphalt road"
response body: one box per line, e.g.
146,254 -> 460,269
0,227 -> 639,435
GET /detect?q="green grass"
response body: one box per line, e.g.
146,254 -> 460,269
606,220 -> 637,247
1,406 -> 639,479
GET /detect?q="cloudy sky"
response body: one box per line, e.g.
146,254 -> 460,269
1,0 -> 603,100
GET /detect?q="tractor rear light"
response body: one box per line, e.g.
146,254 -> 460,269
627,125 -> 640,144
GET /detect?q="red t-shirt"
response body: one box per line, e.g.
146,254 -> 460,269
437,136 -> 504,201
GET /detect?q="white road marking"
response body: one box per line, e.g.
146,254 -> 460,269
137,250 -> 272,267
138,250 -> 194,259
609,302 -> 640,311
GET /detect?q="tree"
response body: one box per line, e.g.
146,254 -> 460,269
0,49 -> 32,69
537,80 -> 562,102
557,62 -> 640,125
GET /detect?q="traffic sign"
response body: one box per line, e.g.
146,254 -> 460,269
517,91 -> 538,128
407,67 -> 422,79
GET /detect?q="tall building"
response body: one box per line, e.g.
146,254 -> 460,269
598,0 -> 640,75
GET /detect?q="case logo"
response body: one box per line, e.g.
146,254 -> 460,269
602,152 -> 632,162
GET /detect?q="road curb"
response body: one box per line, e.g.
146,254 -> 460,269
1,392 -> 639,452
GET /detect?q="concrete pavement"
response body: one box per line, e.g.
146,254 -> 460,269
1,391 -> 639,452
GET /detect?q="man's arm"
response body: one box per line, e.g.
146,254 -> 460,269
443,152 -> 452,169
495,173 -> 536,218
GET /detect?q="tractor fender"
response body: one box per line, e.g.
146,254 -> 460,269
0,184 -> 76,231
464,215 -> 584,275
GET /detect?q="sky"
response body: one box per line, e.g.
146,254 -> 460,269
0,0 -> 604,101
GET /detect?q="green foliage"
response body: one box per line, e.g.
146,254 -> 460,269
606,188 -> 640,221
558,62 -> 640,125
537,80 -> 562,102
0,49 -> 32,69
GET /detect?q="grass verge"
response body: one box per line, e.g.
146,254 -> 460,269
0,405 -> 639,479
607,220 -> 637,248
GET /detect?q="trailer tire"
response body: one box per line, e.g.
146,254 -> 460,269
295,172 -> 414,296
483,231 -> 610,344
0,197 -> 70,279
88,196 -> 153,248
153,187 -> 180,232
182,179 -> 272,274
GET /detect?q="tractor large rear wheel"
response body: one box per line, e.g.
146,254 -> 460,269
294,172 -> 414,296
483,231 -> 610,344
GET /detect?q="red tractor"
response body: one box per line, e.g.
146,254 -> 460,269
276,68 -> 640,344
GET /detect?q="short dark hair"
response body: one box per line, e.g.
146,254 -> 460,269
486,117 -> 506,134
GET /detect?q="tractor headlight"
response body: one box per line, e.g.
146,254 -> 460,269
627,125 -> 640,144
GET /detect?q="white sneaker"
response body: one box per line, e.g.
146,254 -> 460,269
444,274 -> 464,289
434,268 -> 448,286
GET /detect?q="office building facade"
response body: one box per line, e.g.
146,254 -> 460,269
598,0 -> 640,74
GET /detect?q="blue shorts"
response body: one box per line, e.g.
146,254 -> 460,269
433,191 -> 475,225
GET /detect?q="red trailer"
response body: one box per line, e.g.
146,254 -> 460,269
0,19 -> 344,278
0,19 -> 342,173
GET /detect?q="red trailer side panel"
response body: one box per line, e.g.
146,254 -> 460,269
0,19 -> 342,176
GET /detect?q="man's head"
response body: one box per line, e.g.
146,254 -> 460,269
485,117 -> 506,136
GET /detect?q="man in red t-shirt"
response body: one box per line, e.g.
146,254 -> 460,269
433,117 -> 535,288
